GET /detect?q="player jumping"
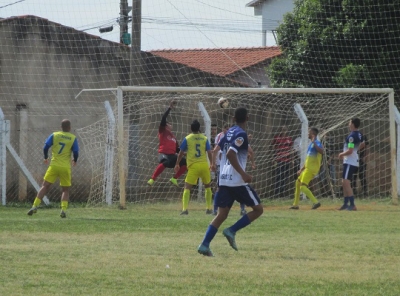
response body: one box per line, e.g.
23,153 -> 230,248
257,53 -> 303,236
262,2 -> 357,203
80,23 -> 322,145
147,100 -> 187,187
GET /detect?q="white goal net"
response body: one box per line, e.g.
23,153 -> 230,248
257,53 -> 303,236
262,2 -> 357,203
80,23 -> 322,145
77,87 -> 396,207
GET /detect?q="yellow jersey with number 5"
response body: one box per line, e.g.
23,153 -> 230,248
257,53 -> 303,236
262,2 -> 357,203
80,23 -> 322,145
179,133 -> 211,168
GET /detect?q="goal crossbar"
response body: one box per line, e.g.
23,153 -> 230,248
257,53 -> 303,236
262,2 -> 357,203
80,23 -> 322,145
119,86 -> 394,95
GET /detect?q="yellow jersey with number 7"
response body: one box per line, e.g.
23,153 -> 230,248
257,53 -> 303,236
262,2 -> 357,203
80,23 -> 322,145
46,131 -> 78,168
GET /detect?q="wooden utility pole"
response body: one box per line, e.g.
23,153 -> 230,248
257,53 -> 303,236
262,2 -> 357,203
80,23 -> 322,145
130,0 -> 142,85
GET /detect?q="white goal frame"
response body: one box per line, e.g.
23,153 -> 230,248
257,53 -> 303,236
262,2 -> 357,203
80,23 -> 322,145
110,86 -> 397,207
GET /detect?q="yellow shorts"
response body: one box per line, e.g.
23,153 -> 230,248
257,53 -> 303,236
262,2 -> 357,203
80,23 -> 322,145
44,165 -> 72,187
185,162 -> 211,185
298,169 -> 318,185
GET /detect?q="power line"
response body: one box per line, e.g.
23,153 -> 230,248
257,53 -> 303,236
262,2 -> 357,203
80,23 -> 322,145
0,0 -> 25,9
193,0 -> 260,19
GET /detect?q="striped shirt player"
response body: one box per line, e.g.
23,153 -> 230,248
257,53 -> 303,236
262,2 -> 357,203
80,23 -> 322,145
338,118 -> 362,211
175,120 -> 213,215
198,107 -> 263,257
291,127 -> 323,210
27,119 -> 79,218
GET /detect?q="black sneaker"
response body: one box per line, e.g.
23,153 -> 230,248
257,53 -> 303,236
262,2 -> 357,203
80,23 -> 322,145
311,202 -> 321,210
27,207 -> 37,216
347,205 -> 357,211
60,211 -> 67,218
205,209 -> 213,215
180,210 -> 188,215
338,205 -> 348,211
289,206 -> 299,210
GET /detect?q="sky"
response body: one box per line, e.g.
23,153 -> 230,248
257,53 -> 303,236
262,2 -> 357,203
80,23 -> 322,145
0,0 -> 277,50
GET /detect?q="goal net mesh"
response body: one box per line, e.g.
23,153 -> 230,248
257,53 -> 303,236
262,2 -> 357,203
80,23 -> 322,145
77,89 -> 392,206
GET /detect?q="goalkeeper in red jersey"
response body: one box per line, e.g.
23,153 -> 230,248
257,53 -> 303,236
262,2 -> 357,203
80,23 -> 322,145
147,100 -> 187,187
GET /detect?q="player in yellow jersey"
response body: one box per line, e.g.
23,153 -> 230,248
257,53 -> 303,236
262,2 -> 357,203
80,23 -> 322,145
174,120 -> 213,215
27,119 -> 79,218
290,127 -> 323,210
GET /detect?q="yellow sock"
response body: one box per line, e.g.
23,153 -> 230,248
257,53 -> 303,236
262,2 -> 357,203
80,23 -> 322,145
33,197 -> 42,208
61,201 -> 68,211
293,181 -> 301,206
300,185 -> 318,204
205,188 -> 212,210
182,189 -> 190,211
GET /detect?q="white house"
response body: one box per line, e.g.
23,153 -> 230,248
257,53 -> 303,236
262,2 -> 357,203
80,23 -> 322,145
246,0 -> 295,46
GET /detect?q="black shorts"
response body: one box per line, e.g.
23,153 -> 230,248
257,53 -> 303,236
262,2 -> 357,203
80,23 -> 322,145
158,153 -> 186,168
342,164 -> 358,180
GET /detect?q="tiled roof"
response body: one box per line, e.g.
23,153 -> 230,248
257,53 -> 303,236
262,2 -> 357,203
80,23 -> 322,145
149,46 -> 281,77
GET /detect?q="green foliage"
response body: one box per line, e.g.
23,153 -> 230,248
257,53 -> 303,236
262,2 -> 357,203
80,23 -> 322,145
335,63 -> 366,87
268,0 -> 400,94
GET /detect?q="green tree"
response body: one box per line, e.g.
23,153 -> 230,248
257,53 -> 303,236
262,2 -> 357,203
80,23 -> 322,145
268,0 -> 400,92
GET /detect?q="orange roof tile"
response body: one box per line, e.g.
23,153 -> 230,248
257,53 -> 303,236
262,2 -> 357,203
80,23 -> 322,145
149,46 -> 281,77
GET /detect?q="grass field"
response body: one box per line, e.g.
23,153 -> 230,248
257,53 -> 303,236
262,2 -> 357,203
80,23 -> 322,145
1,199 -> 400,296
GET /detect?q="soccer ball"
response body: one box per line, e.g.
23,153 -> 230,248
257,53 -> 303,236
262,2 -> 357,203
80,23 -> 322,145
218,97 -> 229,108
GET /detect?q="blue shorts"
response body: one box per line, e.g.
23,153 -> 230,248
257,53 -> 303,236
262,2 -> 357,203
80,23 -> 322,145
342,164 -> 358,180
215,185 -> 261,208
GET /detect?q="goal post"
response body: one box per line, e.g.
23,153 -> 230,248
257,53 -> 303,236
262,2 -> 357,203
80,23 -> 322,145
80,86 -> 397,207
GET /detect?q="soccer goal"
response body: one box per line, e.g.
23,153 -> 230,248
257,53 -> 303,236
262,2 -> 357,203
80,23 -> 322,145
77,86 -> 397,208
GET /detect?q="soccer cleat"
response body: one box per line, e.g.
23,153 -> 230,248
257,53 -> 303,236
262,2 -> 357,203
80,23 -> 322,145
338,205 -> 348,211
311,202 -> 321,210
27,207 -> 37,216
147,179 -> 155,186
223,228 -> 238,251
240,209 -> 247,216
198,244 -> 214,257
169,178 -> 178,187
289,205 -> 299,210
60,211 -> 67,218
180,210 -> 188,215
212,211 -> 217,216
347,205 -> 357,211
205,209 -> 213,215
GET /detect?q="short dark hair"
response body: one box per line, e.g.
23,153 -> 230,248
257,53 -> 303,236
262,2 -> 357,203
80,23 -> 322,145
351,118 -> 360,128
310,127 -> 319,135
191,119 -> 201,132
61,119 -> 71,132
234,107 -> 248,123
211,123 -> 217,127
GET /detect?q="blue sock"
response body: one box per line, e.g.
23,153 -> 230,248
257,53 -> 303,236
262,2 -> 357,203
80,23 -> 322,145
201,224 -> 218,248
344,196 -> 349,205
349,196 -> 355,206
213,192 -> 218,213
230,214 -> 251,233
240,203 -> 245,211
